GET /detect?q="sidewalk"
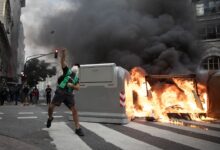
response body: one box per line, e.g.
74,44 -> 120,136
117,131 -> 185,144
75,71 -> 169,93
0,97 -> 47,106
0,135 -> 41,150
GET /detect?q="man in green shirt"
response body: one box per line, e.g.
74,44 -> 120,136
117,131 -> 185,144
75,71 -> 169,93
46,49 -> 84,136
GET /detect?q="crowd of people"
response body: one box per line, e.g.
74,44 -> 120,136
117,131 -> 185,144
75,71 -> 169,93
0,83 -> 52,106
0,84 -> 20,105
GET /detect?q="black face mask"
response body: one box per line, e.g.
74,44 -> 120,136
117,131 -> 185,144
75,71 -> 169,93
70,72 -> 76,78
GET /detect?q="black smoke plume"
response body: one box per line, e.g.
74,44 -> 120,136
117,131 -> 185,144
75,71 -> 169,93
31,0 -> 201,74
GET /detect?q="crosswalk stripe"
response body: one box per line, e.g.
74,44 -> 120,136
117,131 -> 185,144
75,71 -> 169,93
64,111 -> 71,114
53,116 -> 63,118
18,112 -> 34,115
43,122 -> 91,150
41,112 -> 57,114
153,122 -> 220,138
17,116 -> 38,119
181,120 -> 220,128
125,122 -> 220,150
0,112 -> 4,115
81,122 -> 162,150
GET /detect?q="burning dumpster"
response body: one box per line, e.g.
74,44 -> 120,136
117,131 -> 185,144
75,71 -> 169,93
207,71 -> 220,119
75,63 -> 130,124
124,67 -> 208,122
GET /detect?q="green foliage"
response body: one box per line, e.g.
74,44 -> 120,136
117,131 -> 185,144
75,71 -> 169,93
24,58 -> 56,87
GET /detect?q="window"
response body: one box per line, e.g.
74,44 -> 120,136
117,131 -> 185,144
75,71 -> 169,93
195,0 -> 220,16
217,0 -> 220,11
201,56 -> 220,70
196,3 -> 205,16
207,24 -> 216,39
198,23 -> 220,40
217,25 -> 220,38
209,0 -> 216,13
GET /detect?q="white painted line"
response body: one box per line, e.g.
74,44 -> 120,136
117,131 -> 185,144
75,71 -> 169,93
64,111 -> 71,114
153,122 -> 220,138
81,122 -> 161,150
17,116 -> 38,119
0,117 -> 2,120
40,103 -> 47,106
125,122 -> 220,150
43,122 -> 91,150
0,112 -> 4,115
181,120 -> 220,128
18,112 -> 34,115
42,112 -> 57,114
53,116 -> 63,118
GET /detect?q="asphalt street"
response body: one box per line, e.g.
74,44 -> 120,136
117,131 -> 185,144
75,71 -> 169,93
0,101 -> 220,150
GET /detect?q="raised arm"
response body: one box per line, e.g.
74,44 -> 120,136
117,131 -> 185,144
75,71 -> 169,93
60,49 -> 67,68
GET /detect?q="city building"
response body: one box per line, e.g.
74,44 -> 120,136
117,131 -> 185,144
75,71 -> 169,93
192,0 -> 220,118
0,0 -> 25,83
192,0 -> 220,72
0,0 -> 12,78
10,0 -> 25,78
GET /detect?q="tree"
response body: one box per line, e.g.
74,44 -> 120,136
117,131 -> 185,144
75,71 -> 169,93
24,58 -> 56,87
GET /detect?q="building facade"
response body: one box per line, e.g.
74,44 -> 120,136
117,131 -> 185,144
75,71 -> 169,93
192,0 -> 220,72
0,0 -> 25,82
0,0 -> 12,78
10,0 -> 25,76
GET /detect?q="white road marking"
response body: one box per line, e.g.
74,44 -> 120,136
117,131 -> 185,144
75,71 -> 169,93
181,120 -> 220,128
0,117 -> 2,120
64,111 -> 71,114
81,122 -> 161,150
153,122 -> 220,138
42,112 -> 57,114
43,122 -> 91,150
53,116 -> 63,118
40,103 -> 47,106
17,116 -> 38,119
0,112 -> 4,115
18,112 -> 34,115
125,122 -> 220,150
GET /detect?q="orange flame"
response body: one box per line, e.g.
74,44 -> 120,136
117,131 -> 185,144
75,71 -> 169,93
125,67 -> 208,122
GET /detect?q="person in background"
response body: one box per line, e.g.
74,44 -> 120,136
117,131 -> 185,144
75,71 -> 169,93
14,84 -> 20,105
32,86 -> 39,104
0,87 -> 8,105
22,85 -> 29,106
45,85 -> 52,105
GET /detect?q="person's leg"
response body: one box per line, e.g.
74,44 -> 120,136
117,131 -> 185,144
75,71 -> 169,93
49,95 -> 51,104
47,103 -> 55,128
48,103 -> 55,120
23,95 -> 27,106
47,89 -> 63,128
70,105 -> 80,129
70,105 -> 84,136
46,96 -> 49,104
64,94 -> 84,136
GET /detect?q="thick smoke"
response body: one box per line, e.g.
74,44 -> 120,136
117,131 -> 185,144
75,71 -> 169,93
29,0 -> 201,74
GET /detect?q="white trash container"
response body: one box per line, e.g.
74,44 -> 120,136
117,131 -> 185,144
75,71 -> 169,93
74,63 -> 130,124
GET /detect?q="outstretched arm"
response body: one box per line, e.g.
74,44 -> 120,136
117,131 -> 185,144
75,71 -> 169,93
60,49 -> 67,68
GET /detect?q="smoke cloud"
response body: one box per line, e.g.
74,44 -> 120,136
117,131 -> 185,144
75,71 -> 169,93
22,0 -> 201,74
